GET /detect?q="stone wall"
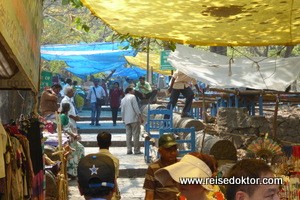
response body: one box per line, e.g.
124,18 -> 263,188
216,107 -> 300,146
0,90 -> 36,124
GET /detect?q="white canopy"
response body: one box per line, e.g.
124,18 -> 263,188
168,45 -> 300,91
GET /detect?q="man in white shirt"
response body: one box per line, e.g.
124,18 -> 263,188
60,86 -> 80,132
166,69 -> 201,118
121,87 -> 144,154
86,79 -> 106,126
60,78 -> 73,98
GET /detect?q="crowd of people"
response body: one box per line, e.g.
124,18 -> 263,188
38,71 -> 206,180
39,72 -> 283,200
41,71 -> 204,126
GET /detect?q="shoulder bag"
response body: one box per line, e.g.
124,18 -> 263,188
93,87 -> 105,106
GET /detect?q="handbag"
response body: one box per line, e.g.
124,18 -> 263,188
93,87 -> 105,106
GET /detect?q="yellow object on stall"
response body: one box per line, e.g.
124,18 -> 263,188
125,52 -> 172,76
80,0 -> 300,46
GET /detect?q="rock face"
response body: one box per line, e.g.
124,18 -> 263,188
216,107 -> 300,146
267,107 -> 300,143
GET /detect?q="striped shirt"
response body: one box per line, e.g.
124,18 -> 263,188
143,160 -> 179,200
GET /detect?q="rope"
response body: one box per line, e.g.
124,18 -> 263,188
230,46 -> 286,89
228,48 -> 234,76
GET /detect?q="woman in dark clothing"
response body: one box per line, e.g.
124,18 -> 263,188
109,82 -> 124,126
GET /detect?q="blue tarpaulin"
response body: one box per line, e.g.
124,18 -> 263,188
41,42 -> 136,78
111,67 -> 147,80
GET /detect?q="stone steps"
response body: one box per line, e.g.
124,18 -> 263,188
84,147 -> 148,178
79,116 -> 122,121
77,110 -> 148,178
81,140 -> 144,147
77,121 -> 125,134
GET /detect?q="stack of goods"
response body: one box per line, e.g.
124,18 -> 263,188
271,146 -> 300,199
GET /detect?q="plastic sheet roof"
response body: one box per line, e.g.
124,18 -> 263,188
168,45 -> 300,91
41,42 -> 136,78
81,0 -> 300,46
125,52 -> 172,76
111,66 -> 146,80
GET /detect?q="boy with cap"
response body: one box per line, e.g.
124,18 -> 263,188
77,154 -> 116,200
143,134 -> 180,200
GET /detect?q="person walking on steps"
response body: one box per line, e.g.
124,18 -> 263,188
121,87 -> 144,155
86,79 -> 106,126
109,82 -> 124,126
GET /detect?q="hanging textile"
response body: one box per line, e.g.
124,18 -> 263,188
20,118 -> 44,199
0,124 -> 7,178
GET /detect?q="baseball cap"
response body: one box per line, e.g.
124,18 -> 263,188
77,154 -> 115,189
154,154 -> 213,191
159,134 -> 177,148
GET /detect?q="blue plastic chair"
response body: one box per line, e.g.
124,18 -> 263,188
144,106 -> 173,163
159,127 -> 196,156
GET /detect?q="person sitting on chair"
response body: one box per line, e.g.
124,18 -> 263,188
134,76 -> 157,104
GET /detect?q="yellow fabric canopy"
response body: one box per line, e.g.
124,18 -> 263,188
125,52 -> 172,76
81,0 -> 300,46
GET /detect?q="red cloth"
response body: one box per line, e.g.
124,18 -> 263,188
109,88 -> 124,108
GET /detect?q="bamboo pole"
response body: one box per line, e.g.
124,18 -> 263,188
202,90 -> 207,123
272,95 -> 279,137
146,38 -> 151,84
55,112 -> 68,200
200,87 -> 207,152
209,88 -> 300,96
56,112 -> 63,168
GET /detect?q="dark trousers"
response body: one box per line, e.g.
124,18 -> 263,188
91,102 -> 101,124
167,87 -> 194,114
134,90 -> 157,101
111,107 -> 119,124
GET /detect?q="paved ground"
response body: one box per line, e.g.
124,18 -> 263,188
68,178 -> 145,200
67,146 -> 147,200
67,108 -> 147,199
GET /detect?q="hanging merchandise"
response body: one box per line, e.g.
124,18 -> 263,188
247,133 -> 283,164
1,116 -> 44,200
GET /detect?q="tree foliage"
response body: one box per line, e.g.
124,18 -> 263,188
42,0 -> 300,80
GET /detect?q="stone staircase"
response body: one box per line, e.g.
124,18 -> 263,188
77,106 -> 148,178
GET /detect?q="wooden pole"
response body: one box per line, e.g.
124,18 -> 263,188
272,95 -> 279,137
202,90 -> 206,123
199,88 -> 206,153
56,112 -> 63,161
146,38 -> 151,84
55,112 -> 68,200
